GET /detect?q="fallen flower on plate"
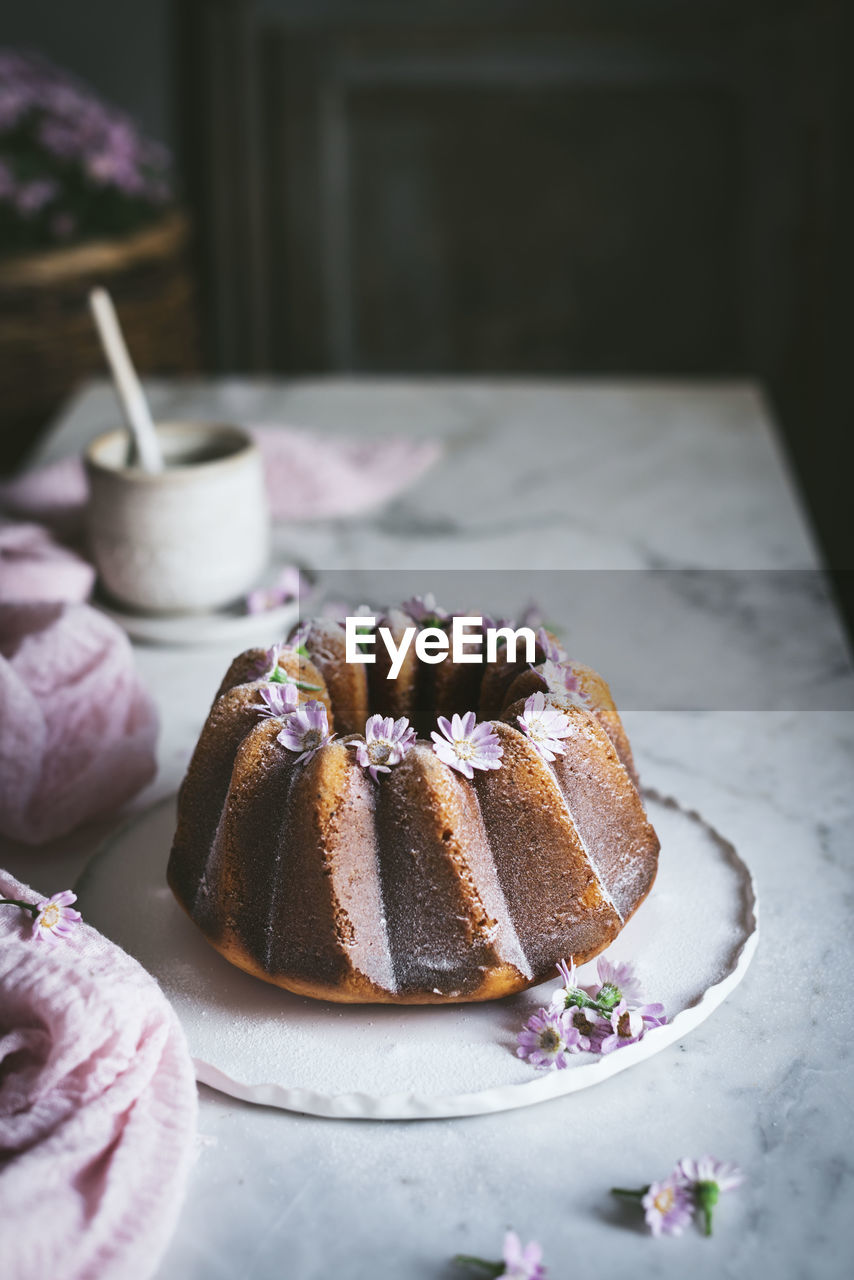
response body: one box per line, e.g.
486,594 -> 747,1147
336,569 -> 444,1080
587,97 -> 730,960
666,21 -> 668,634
517,956 -> 666,1068
612,1156 -> 743,1236
455,1230 -> 546,1279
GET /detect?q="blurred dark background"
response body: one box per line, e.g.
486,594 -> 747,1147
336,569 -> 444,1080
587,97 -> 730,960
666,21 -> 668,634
2,0 -> 852,618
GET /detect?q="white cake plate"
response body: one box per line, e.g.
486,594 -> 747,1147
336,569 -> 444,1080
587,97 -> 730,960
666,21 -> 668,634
75,791 -> 758,1120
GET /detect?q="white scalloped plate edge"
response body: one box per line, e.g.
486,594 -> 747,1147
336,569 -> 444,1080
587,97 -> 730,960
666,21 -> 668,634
78,789 -> 758,1120
189,790 -> 759,1118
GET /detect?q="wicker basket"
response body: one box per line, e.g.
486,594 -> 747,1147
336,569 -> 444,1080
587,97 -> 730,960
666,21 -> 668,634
0,211 -> 201,472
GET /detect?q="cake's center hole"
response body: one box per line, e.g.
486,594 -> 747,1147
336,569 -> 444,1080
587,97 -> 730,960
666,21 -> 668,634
368,741 -> 391,765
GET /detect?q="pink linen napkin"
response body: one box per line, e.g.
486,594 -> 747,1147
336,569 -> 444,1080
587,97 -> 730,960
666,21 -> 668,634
0,868 -> 197,1280
0,522 -> 95,604
0,425 -> 442,534
0,602 -> 158,844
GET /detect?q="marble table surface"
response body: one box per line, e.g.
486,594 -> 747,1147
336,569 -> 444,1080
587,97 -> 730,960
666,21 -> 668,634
5,378 -> 854,1279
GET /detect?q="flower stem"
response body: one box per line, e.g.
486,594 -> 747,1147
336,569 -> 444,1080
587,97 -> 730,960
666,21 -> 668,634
610,1186 -> 649,1198
453,1256 -> 503,1277
0,898 -> 37,915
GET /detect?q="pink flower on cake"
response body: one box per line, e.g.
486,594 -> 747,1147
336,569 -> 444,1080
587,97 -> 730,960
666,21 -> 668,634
535,627 -> 566,663
431,712 -> 503,779
277,700 -> 333,764
257,682 -> 299,719
516,1007 -> 582,1069
245,642 -> 283,681
31,890 -> 81,943
641,1177 -> 695,1238
288,620 -> 311,650
401,592 -> 448,623
246,565 -> 307,615
536,660 -> 592,709
517,692 -> 573,762
348,714 -> 416,782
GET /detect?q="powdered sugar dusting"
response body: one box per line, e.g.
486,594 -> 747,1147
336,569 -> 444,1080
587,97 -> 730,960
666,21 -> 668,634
76,791 -> 756,1109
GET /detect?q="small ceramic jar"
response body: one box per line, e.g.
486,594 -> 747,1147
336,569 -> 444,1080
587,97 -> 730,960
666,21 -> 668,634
85,422 -> 271,613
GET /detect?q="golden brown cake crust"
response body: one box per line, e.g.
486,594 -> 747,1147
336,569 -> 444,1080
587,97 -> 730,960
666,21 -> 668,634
169,621 -> 660,1004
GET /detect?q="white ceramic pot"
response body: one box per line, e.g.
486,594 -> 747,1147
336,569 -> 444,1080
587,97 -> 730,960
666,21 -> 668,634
85,421 -> 271,613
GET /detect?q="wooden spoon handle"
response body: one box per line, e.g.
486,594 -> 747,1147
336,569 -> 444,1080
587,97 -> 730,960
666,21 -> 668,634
88,287 -> 163,473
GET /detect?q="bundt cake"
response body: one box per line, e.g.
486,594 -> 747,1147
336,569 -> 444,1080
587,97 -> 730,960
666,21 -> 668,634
168,603 -> 659,1004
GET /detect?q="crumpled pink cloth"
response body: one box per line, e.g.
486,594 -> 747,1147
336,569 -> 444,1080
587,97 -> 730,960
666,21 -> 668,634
0,425 -> 442,534
0,602 -> 158,844
0,868 -> 197,1280
0,522 -> 95,604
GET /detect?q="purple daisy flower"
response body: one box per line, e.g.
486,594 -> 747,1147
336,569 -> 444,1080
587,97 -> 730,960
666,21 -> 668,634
535,660 -> 592,709
677,1156 -> 743,1236
31,890 -> 81,943
642,1176 -> 695,1238
598,1001 -> 645,1054
599,1000 -> 666,1054
277,700 -> 333,764
516,692 -> 573,762
593,956 -> 647,1009
257,682 -> 299,719
550,957 -> 585,1009
516,1006 -> 582,1070
401,592 -> 448,623
348,714 -> 416,782
246,565 -> 307,615
535,627 -> 566,663
244,643 -> 283,682
499,1231 -> 546,1280
431,712 -> 503,780
16,177 -> 58,215
288,620 -> 312,650
568,1004 -> 607,1052
677,1155 -> 743,1193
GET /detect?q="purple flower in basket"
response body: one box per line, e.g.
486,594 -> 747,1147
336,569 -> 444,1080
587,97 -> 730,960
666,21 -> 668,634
0,48 -> 173,254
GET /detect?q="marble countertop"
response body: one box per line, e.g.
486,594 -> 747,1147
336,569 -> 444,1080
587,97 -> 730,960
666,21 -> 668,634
5,378 -> 853,1279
